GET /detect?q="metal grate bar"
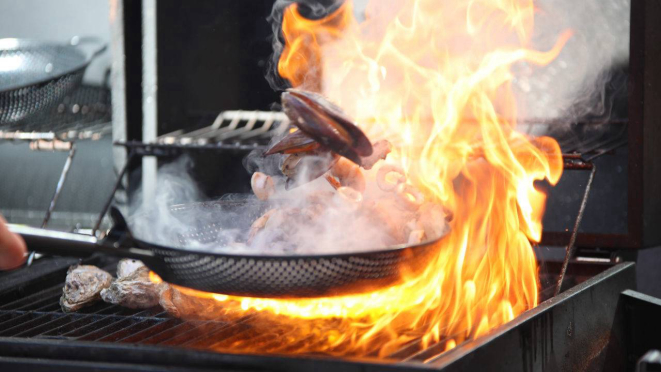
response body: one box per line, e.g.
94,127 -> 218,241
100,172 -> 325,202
161,321 -> 232,347
59,315 -> 134,338
138,322 -> 200,345
0,313 -> 61,337
118,110 -> 290,155
0,285 -> 62,310
96,318 -> 166,343
41,313 -> 106,338
193,323 -> 257,350
76,318 -> 145,341
11,314 -> 76,338
117,318 -> 183,344
180,314 -> 259,349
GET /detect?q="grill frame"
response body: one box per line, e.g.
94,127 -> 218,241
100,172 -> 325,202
0,255 -> 635,371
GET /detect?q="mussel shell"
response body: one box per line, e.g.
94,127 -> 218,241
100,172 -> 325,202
282,89 -> 373,165
281,151 -> 339,190
264,130 -> 320,156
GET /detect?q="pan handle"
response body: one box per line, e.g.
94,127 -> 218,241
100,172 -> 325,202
70,36 -> 108,61
7,218 -> 154,261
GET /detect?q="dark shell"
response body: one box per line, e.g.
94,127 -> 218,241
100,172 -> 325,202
282,89 -> 373,166
264,130 -> 320,156
281,150 -> 339,190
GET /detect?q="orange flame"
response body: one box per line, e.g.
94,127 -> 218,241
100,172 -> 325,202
167,0 -> 567,357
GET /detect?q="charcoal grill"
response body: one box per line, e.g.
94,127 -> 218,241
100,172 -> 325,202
0,254 -> 655,371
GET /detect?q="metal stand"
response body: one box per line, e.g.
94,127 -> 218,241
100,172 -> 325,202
554,162 -> 597,296
25,143 -> 77,266
92,152 -> 135,236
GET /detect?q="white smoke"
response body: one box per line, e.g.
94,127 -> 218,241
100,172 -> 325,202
512,0 -> 630,132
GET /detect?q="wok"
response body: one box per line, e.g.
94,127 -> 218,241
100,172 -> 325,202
0,37 -> 106,124
8,200 -> 446,298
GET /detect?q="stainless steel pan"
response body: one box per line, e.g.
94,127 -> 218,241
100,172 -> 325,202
0,37 -> 106,124
9,200 -> 446,298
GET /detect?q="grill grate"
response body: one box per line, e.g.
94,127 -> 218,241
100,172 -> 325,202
117,110 -> 290,155
0,257 -> 458,363
0,256 -> 607,372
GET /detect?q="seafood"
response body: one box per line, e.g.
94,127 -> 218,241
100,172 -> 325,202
376,164 -> 407,192
330,157 -> 366,192
281,89 -> 373,165
101,259 -> 161,309
266,89 -> 389,189
60,265 -> 113,312
251,172 -> 275,201
241,88 -> 449,253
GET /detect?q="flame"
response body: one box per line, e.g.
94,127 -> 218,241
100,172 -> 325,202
167,0 -> 567,357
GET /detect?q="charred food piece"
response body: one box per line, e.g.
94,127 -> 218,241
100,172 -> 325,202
60,265 -> 113,312
101,259 -> 161,309
282,89 -> 373,165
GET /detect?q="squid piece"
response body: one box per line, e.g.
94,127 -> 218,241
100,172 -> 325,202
60,265 -> 113,312
100,260 -> 161,309
333,186 -> 363,211
251,172 -> 275,201
395,183 -> 425,211
363,200 -> 406,245
247,209 -> 277,244
360,140 -> 392,170
376,164 -> 407,192
418,203 -> 450,240
407,229 -> 426,245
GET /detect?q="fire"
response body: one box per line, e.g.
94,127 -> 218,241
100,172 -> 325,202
167,0 -> 567,357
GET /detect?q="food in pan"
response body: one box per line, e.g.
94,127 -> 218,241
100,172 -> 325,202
245,89 -> 449,253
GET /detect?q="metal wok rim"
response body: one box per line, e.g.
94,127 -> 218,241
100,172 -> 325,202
129,200 -> 450,259
0,38 -> 91,92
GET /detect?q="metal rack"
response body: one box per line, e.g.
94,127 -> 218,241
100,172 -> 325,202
116,110 -> 290,156
0,85 -> 112,263
96,110 -> 291,234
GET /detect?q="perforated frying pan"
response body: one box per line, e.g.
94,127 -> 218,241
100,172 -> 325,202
0,37 -> 107,124
8,200 -> 446,298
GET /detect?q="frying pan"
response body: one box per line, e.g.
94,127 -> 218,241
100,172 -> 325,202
8,200 -> 446,298
0,37 -> 107,124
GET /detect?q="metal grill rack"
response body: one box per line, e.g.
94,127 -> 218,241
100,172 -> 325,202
0,85 -> 112,264
0,256 -> 567,366
116,110 -> 290,156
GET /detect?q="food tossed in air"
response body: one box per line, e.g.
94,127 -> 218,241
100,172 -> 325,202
244,89 -> 449,253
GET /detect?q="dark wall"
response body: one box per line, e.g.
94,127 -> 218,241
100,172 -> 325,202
156,0 -> 280,135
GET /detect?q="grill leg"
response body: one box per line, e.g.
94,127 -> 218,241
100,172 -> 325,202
92,152 -> 135,236
26,144 -> 77,266
554,164 -> 597,296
